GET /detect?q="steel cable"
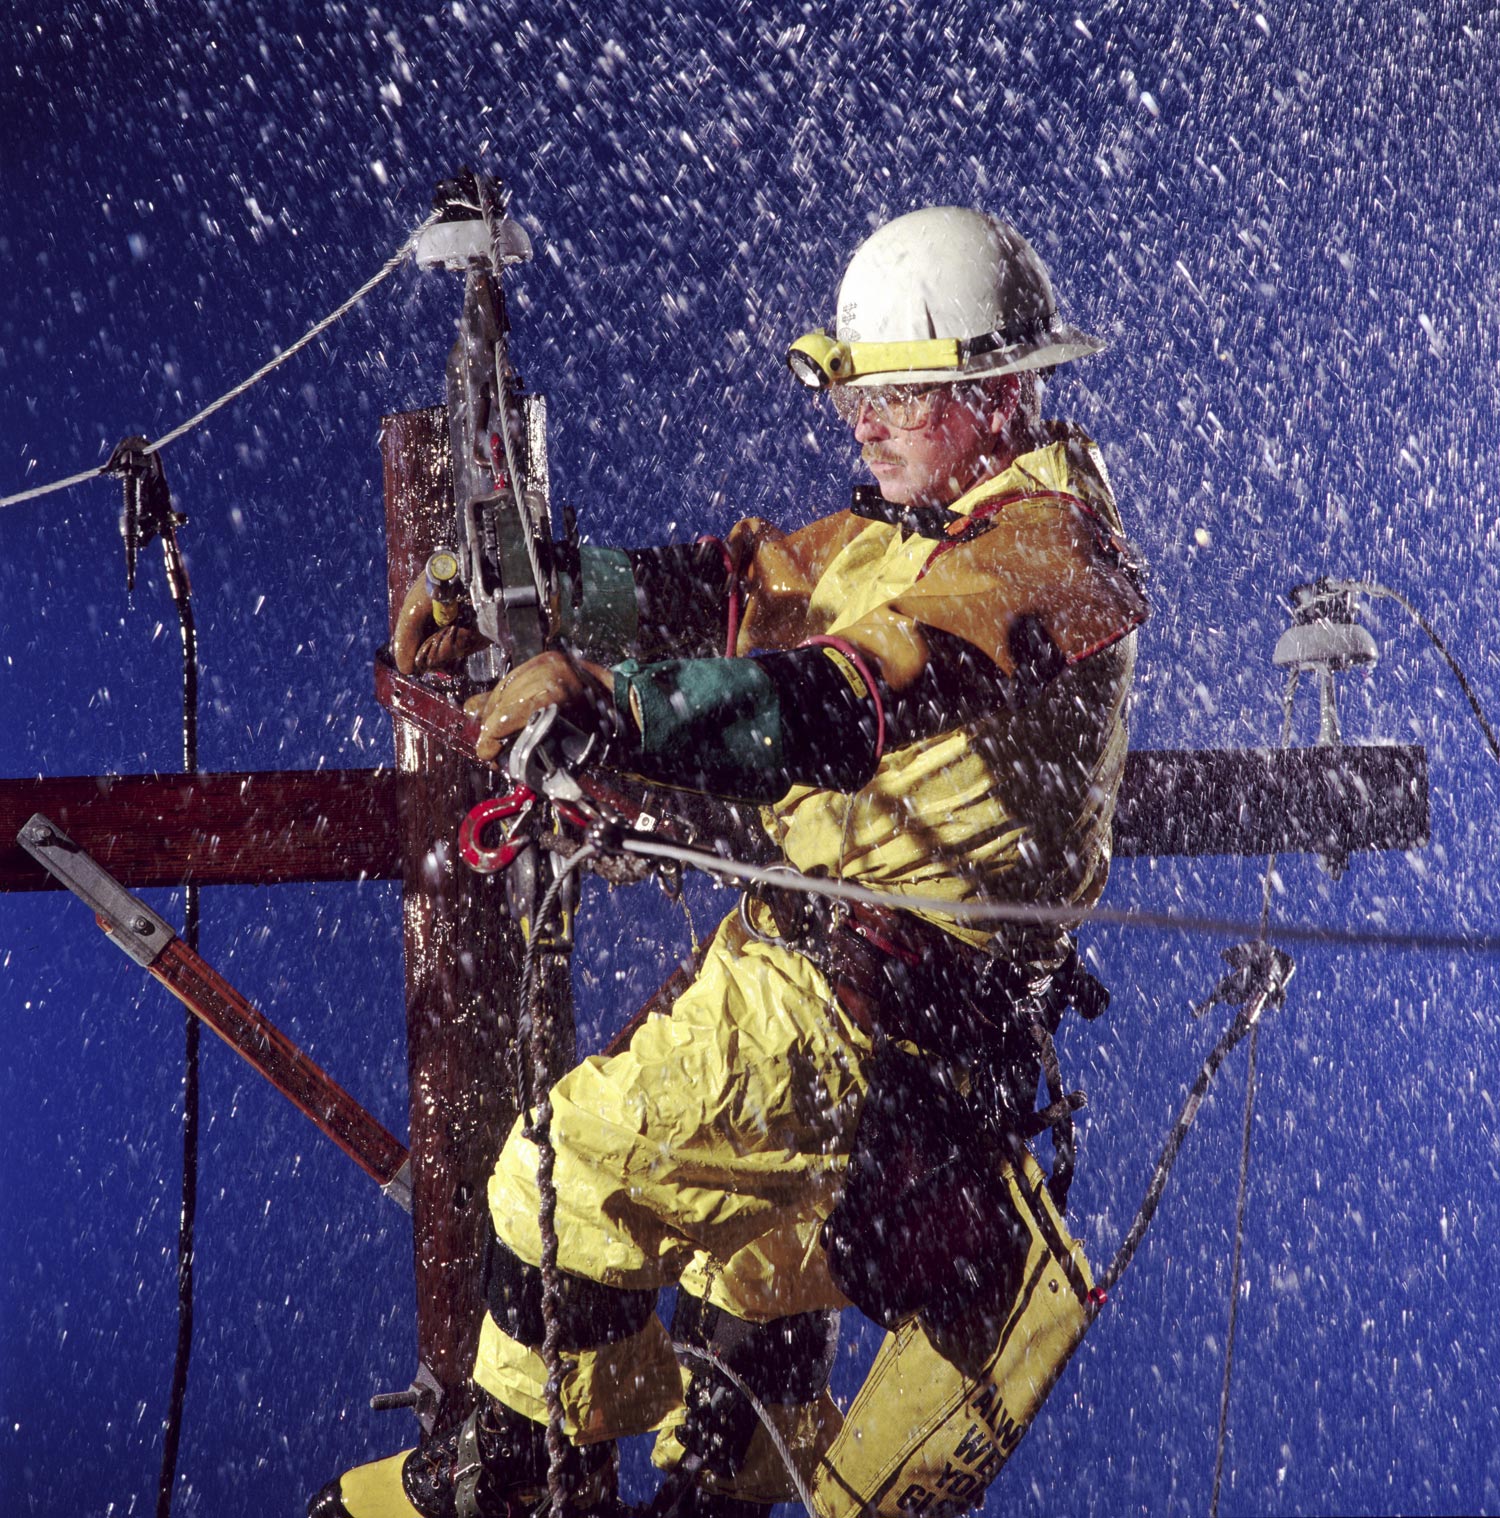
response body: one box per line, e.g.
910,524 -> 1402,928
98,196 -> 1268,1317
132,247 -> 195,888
1209,669 -> 1300,1517
0,213 -> 437,512
619,835 -> 1500,957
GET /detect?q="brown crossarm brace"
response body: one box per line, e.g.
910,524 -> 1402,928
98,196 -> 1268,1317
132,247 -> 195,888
146,937 -> 411,1207
15,813 -> 411,1210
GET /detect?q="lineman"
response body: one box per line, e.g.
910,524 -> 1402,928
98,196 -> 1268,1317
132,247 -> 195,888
313,205 -> 1147,1517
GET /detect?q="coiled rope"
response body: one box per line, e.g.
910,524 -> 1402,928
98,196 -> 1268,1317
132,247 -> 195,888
514,843 -> 598,1518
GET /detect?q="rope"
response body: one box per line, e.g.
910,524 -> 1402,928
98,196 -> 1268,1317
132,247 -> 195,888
514,844 -> 819,1517
1208,665 -> 1301,1517
620,836 -> 1500,958
154,519 -> 199,1518
1096,977 -> 1280,1295
1210,1022 -> 1260,1517
0,213 -> 438,511
515,845 -> 598,1518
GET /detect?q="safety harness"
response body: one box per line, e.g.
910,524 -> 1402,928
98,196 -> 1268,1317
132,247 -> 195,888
743,880 -> 1107,1211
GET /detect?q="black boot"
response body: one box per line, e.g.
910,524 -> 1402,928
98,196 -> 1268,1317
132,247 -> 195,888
636,1459 -> 770,1518
401,1398 -> 618,1518
306,1397 -> 618,1518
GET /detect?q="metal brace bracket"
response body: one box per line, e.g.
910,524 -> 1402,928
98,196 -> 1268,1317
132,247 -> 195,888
17,813 -> 176,968
381,1156 -> 414,1214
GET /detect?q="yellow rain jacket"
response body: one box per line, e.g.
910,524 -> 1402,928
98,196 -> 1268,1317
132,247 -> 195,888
477,427 -> 1146,1511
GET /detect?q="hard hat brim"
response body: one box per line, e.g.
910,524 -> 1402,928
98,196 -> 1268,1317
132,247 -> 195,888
842,324 -> 1107,387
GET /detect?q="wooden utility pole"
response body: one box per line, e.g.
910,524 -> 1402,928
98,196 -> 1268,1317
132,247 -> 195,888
380,407 -> 522,1430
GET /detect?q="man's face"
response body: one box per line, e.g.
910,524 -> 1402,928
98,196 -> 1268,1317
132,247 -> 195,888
847,380 -> 1016,507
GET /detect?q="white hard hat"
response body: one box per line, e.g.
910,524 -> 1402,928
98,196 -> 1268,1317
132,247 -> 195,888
787,206 -> 1105,390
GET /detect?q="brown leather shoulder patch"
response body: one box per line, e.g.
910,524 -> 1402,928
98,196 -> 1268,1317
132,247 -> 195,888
895,498 -> 1148,674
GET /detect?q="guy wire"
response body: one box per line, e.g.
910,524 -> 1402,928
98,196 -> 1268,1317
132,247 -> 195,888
0,213 -> 437,512
1210,665 -> 1300,1518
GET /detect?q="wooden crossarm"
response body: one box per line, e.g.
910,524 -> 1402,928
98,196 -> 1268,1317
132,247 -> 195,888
0,743 -> 1429,894
0,769 -> 401,892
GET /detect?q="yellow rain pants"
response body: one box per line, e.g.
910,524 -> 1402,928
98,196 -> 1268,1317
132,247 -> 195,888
475,910 -> 1098,1511
477,913 -> 867,1447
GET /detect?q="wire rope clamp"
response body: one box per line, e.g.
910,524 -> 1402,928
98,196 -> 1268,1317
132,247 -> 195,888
1192,941 -> 1296,1023
103,435 -> 185,594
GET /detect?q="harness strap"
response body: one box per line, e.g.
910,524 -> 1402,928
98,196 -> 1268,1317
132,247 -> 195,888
1027,1014 -> 1082,1210
746,881 -> 1103,1208
484,1234 -> 656,1351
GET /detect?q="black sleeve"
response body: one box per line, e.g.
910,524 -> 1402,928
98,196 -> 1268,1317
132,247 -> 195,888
607,621 -> 1065,806
625,542 -> 736,659
884,618 -> 1067,747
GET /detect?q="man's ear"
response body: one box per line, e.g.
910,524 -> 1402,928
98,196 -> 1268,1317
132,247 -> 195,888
987,373 -> 1021,435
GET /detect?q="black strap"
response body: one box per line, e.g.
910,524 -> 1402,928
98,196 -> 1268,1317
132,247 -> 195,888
671,1296 -> 838,1405
625,541 -> 737,659
670,1296 -> 839,1479
1054,942 -> 1110,1020
1027,1015 -> 1081,1211
452,1411 -> 485,1518
850,483 -> 961,539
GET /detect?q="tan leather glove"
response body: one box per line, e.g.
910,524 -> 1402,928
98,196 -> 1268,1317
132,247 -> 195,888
467,651 -> 615,763
392,574 -> 486,676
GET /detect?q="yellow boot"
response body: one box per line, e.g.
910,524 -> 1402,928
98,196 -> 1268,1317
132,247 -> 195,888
306,1451 -> 421,1518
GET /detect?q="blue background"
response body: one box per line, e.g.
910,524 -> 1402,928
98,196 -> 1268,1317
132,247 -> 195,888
3,1 -> 1499,1513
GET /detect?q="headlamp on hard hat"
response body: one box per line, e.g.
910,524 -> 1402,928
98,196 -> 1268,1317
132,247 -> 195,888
786,331 -> 851,388
785,327 -> 1024,390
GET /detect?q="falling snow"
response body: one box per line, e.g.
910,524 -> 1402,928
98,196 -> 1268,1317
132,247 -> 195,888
2,3 -> 1499,1516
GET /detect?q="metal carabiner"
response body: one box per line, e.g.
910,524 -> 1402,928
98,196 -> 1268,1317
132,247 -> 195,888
737,863 -> 810,948
458,785 -> 538,874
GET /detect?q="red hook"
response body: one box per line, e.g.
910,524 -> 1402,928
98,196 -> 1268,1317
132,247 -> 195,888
459,786 -> 537,874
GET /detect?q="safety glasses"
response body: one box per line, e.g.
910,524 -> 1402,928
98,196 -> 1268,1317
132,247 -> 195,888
830,384 -> 949,430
